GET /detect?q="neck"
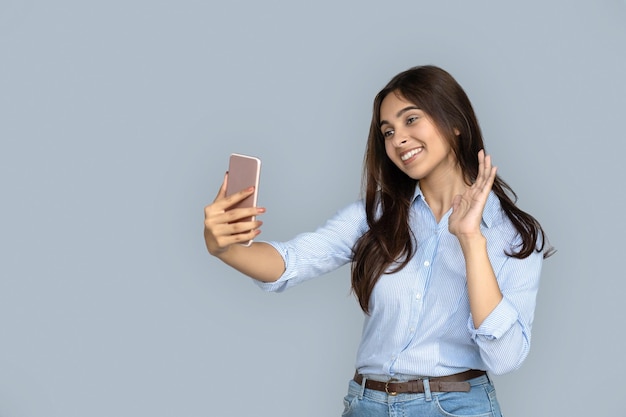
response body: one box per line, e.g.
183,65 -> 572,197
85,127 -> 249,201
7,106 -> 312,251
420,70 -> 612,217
420,169 -> 467,222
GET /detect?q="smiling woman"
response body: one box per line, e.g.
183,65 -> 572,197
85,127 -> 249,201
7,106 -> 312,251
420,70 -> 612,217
380,95 -> 457,188
203,65 -> 554,417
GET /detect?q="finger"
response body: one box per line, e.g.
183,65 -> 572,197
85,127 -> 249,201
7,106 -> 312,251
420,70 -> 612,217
477,165 -> 497,196
481,154 -> 492,185
483,153 -> 491,173
480,150 -> 491,176
205,217 -> 262,245
222,207 -> 266,224
228,228 -> 262,246
229,219 -> 264,234
450,194 -> 463,213
207,217 -> 263,235
481,152 -> 496,188
214,172 -> 228,202
486,166 -> 497,188
475,150 -> 494,190
218,221 -> 263,244
211,227 -> 261,250
478,148 -> 485,162
210,185 -> 257,212
472,150 -> 486,188
206,204 -> 264,227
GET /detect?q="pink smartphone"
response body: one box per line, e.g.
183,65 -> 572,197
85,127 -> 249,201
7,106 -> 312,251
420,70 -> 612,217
225,153 -> 261,245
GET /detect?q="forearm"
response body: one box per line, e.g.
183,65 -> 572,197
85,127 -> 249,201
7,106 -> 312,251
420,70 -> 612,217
214,239 -> 285,282
459,235 -> 503,328
468,246 -> 543,374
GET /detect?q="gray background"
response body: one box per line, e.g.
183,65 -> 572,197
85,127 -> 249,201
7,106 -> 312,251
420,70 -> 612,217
1,0 -> 624,416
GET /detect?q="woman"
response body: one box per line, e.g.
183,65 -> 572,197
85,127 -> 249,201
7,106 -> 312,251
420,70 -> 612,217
204,65 -> 553,416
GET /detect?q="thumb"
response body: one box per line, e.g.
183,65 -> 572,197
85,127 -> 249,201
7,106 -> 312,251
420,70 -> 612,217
213,172 -> 228,202
451,194 -> 462,213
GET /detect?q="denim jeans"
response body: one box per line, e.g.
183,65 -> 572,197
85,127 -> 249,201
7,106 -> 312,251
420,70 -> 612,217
342,375 -> 503,417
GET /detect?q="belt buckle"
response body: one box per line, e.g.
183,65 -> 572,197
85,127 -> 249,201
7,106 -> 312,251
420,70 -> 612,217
385,378 -> 399,396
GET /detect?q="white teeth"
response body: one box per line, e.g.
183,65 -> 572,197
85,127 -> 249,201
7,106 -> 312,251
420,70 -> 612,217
401,148 -> 421,161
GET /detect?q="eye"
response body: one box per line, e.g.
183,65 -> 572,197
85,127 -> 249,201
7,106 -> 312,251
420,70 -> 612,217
407,115 -> 419,125
382,128 -> 394,138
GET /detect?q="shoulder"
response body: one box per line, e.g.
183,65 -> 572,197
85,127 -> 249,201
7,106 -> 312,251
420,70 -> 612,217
482,191 -> 506,228
323,199 -> 367,231
482,192 -> 520,248
336,199 -> 366,217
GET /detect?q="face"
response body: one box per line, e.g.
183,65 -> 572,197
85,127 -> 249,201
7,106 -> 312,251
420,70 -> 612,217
379,92 -> 458,182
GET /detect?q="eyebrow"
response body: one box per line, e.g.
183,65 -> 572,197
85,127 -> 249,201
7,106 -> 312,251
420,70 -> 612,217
379,106 -> 421,127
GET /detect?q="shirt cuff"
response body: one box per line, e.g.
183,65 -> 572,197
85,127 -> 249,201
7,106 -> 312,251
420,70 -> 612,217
468,297 -> 519,340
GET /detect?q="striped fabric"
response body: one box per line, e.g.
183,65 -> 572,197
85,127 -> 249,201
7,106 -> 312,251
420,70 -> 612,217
256,185 -> 543,377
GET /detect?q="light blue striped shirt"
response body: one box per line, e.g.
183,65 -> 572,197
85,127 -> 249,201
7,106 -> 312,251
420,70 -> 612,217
256,185 -> 543,377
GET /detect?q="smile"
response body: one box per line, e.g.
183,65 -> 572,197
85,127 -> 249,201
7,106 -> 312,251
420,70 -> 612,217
401,148 -> 423,161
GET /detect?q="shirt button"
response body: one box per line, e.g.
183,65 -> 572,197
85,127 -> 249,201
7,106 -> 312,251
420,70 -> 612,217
424,260 -> 430,267
415,293 -> 422,300
409,327 -> 415,333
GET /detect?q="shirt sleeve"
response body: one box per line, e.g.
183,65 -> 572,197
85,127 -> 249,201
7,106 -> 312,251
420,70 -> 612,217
254,200 -> 368,292
467,234 -> 544,375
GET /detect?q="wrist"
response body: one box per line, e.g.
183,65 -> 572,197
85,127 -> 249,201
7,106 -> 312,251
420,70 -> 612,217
456,233 -> 487,252
214,243 -> 236,260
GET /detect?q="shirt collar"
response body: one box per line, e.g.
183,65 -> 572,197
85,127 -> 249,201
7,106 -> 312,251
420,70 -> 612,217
412,182 -> 500,228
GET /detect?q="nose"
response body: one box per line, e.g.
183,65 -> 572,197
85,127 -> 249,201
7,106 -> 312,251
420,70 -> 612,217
392,128 -> 409,147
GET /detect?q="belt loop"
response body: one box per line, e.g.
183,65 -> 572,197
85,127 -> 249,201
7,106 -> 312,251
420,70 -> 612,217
358,376 -> 367,399
423,378 -> 432,402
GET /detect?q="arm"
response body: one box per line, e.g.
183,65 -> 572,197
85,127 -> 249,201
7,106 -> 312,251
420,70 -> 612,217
468,247 -> 542,374
204,173 -> 284,282
449,150 -> 501,328
256,200 -> 367,292
449,151 -> 543,374
458,235 -> 502,328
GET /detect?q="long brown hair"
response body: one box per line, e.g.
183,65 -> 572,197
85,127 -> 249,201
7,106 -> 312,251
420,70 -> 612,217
351,65 -> 554,314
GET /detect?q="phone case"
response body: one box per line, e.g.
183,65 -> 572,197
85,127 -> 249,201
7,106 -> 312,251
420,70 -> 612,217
225,153 -> 261,245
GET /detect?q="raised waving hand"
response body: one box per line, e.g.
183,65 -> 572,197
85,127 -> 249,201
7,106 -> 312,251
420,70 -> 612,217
448,150 -> 497,239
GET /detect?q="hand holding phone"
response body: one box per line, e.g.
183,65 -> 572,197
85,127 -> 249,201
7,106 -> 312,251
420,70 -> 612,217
225,153 -> 261,245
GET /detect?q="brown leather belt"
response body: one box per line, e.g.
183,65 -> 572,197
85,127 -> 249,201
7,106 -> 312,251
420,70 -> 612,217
353,369 -> 486,396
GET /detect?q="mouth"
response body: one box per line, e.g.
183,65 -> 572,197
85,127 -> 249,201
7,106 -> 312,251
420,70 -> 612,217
400,147 -> 423,162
